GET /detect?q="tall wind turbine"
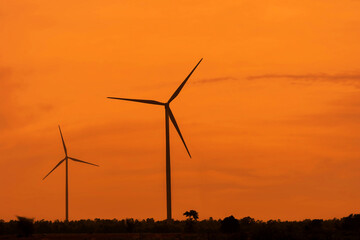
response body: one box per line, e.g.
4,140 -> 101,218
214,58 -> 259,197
43,126 -> 99,222
108,58 -> 203,220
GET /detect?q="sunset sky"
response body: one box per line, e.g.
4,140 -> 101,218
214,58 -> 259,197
1,0 -> 360,222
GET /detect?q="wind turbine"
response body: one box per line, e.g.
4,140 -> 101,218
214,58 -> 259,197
43,126 -> 99,222
108,58 -> 203,220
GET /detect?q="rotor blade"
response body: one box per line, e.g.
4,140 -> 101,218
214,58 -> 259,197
107,97 -> 164,106
68,157 -> 99,167
43,158 -> 66,180
168,58 -> 203,103
58,125 -> 67,155
167,107 -> 191,158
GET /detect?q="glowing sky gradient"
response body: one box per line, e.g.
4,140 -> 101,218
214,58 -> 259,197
1,0 -> 360,221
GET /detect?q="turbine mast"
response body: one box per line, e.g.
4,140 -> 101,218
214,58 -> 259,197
165,105 -> 172,220
65,157 -> 69,222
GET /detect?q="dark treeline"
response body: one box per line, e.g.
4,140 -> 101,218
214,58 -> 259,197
1,214 -> 360,239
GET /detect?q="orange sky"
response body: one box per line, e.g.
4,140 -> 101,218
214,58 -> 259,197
1,0 -> 360,221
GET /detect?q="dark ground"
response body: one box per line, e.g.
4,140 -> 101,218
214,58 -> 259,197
0,233 -> 237,240
2,214 -> 360,240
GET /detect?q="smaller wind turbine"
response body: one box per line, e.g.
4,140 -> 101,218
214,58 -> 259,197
43,126 -> 99,222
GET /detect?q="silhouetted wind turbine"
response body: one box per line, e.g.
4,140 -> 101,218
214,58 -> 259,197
108,58 -> 203,220
43,126 -> 99,222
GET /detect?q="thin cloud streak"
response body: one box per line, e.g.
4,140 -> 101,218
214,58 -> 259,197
0,67 -> 17,129
0,66 -> 54,131
195,76 -> 237,84
247,73 -> 360,82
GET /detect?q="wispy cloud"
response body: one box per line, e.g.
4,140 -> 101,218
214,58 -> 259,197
0,67 -> 54,131
0,68 -> 17,130
0,67 -> 22,130
247,73 -> 360,82
0,67 -> 17,104
195,76 -> 237,84
0,67 -> 12,79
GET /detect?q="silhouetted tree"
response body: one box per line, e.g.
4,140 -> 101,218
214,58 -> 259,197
221,215 -> 240,233
183,210 -> 199,221
342,214 -> 360,231
125,218 -> 135,233
16,216 -> 34,237
183,210 -> 199,233
239,216 -> 255,225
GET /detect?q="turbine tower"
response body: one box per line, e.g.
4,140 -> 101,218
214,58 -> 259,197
43,125 -> 99,222
108,58 -> 202,220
